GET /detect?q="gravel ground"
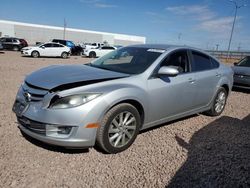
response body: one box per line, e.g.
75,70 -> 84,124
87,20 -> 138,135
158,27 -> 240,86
0,51 -> 249,188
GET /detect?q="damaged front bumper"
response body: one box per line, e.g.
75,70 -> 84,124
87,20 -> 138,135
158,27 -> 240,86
12,84 -> 108,149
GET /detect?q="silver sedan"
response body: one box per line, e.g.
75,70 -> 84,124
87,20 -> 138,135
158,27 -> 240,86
13,44 -> 233,153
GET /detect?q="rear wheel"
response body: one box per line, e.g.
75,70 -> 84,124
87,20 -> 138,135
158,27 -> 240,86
13,46 -> 19,51
96,103 -> 141,154
205,87 -> 228,116
61,52 -> 68,59
31,51 -> 39,58
89,51 -> 96,58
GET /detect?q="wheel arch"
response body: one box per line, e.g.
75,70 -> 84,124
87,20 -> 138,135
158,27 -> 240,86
106,99 -> 145,128
31,50 -> 40,57
221,84 -> 229,94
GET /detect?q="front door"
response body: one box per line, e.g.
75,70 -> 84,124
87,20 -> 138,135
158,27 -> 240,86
147,50 -> 197,123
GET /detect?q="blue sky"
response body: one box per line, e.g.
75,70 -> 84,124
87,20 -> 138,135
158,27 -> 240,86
0,0 -> 249,50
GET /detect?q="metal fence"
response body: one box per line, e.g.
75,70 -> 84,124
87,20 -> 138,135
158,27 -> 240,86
206,50 -> 250,60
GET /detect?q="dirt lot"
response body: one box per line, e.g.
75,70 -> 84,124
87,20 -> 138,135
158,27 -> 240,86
0,51 -> 249,188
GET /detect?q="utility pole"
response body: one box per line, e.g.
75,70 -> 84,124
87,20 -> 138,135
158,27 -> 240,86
63,18 -> 67,40
237,42 -> 241,51
227,0 -> 246,59
178,33 -> 182,44
216,44 -> 219,51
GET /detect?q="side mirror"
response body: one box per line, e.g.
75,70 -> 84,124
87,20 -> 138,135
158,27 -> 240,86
40,46 -> 45,49
234,62 -> 238,66
158,66 -> 179,77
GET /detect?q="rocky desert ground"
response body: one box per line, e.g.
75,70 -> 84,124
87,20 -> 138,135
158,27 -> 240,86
0,51 -> 249,187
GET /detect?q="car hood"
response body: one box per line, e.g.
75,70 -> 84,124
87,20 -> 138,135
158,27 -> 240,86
22,46 -> 38,50
232,66 -> 250,75
25,64 -> 129,91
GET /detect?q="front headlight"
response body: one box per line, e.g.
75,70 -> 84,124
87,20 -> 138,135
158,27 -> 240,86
50,93 -> 101,109
23,48 -> 31,51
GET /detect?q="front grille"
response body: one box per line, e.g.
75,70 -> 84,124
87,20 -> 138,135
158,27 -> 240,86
18,116 -> 46,135
22,82 -> 48,102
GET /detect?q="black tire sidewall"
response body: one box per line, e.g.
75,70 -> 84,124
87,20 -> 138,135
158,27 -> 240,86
97,104 -> 141,154
89,52 -> 96,58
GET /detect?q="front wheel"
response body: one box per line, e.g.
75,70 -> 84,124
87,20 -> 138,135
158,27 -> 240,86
205,87 -> 228,116
89,51 -> 96,58
61,52 -> 68,59
31,51 -> 39,58
96,103 -> 141,154
13,46 -> 19,51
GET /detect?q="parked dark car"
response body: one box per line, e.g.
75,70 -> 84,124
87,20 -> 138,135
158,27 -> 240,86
52,39 -> 83,55
0,42 -> 3,51
232,56 -> 250,89
0,37 -> 28,51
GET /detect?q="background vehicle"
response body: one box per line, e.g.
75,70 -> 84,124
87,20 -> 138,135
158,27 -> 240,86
83,46 -> 116,58
232,56 -> 250,89
21,42 -> 70,58
0,37 -> 28,51
52,39 -> 83,55
84,42 -> 104,50
13,44 -> 233,154
0,42 -> 3,51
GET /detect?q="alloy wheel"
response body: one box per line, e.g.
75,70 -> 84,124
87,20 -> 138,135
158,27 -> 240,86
108,111 -> 137,148
214,91 -> 226,113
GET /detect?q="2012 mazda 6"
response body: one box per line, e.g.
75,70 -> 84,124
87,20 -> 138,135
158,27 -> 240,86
13,44 -> 233,153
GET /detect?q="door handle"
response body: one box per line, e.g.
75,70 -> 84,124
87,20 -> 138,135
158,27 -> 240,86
216,73 -> 221,77
188,78 -> 196,84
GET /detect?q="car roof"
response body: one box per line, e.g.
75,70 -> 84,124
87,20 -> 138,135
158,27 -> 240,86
129,44 -> 185,50
43,42 -> 66,45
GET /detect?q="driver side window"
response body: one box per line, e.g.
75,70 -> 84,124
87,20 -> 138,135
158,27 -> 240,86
160,50 -> 190,73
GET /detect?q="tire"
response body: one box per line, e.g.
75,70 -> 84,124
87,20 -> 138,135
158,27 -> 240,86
61,52 -> 68,59
205,87 -> 228,116
13,46 -> 19,51
89,51 -> 96,58
96,103 -> 141,154
31,51 -> 39,58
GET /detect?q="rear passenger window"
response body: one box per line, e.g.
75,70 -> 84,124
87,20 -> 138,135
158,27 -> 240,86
52,43 -> 62,47
191,51 -> 212,72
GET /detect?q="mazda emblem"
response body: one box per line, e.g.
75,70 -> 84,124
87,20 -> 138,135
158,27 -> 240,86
23,92 -> 31,102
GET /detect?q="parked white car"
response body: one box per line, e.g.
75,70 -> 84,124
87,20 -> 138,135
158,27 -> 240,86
21,42 -> 71,58
83,46 -> 116,58
84,42 -> 104,50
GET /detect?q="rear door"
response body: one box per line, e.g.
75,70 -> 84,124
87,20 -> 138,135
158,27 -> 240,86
189,50 -> 221,107
4,38 -> 13,49
51,43 -> 64,56
99,46 -> 115,56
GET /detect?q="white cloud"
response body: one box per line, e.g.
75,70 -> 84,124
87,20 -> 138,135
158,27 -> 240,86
80,0 -> 117,8
166,5 -> 216,21
199,17 -> 235,33
94,3 -> 117,8
145,11 -> 169,24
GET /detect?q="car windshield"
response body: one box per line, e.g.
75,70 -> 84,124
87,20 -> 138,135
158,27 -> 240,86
237,57 -> 250,67
66,41 -> 75,47
89,47 -> 164,74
